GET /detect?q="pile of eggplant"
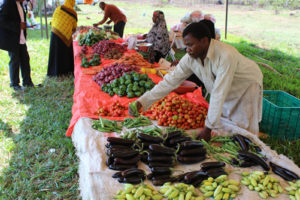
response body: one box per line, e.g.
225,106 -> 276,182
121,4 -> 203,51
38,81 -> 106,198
146,144 -> 177,186
137,132 -> 163,149
112,168 -> 146,184
105,137 -> 140,171
163,131 -> 192,148
270,162 -> 300,181
201,161 -> 227,178
177,141 -> 207,164
230,134 -> 269,170
177,170 -> 208,186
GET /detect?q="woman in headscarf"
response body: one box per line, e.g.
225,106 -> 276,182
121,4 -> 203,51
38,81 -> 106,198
145,10 -> 170,63
47,0 -> 77,76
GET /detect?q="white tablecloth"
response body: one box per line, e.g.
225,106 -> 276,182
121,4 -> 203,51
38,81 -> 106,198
72,117 -> 300,200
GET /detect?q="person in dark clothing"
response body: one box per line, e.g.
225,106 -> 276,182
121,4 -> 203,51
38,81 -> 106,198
47,0 -> 77,77
0,0 -> 35,90
93,2 -> 127,38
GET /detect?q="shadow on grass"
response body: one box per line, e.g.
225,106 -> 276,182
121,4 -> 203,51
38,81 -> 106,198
0,76 -> 80,199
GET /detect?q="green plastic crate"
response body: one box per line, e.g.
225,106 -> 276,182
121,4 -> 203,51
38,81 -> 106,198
259,90 -> 300,139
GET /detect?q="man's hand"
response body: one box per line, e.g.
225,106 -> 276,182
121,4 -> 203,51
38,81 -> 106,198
171,60 -> 179,67
128,101 -> 142,117
20,22 -> 27,30
196,126 -> 212,142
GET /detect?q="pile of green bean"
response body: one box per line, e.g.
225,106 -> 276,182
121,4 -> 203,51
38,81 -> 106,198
113,183 -> 163,200
122,126 -> 162,140
241,171 -> 284,199
285,180 -> 300,200
199,175 -> 240,200
92,117 -> 122,133
122,116 -> 152,129
159,182 -> 204,200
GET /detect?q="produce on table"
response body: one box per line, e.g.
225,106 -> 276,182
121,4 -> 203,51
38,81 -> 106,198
285,180 -> 300,200
81,54 -> 101,68
129,101 -> 140,117
80,44 -> 88,55
92,117 -> 122,133
199,175 -> 241,200
122,126 -> 162,140
113,183 -> 163,200
78,29 -> 106,46
122,116 -> 152,129
106,137 -> 140,171
241,170 -> 284,199
112,168 -> 146,184
159,182 -> 204,200
177,171 -> 208,186
101,72 -> 155,98
92,40 -> 126,56
238,151 -> 270,171
97,101 -> 127,117
177,141 -> 207,164
147,144 -> 177,186
144,94 -> 207,129
93,63 -> 139,86
103,48 -> 124,60
115,53 -> 152,68
200,161 -> 227,178
270,162 -> 300,181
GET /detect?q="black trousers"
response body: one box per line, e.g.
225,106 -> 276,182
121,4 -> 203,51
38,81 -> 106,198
8,44 -> 33,87
114,21 -> 126,38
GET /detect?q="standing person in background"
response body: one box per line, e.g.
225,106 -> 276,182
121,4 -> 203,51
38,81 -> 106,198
47,0 -> 77,77
144,10 -> 170,63
129,22 -> 263,141
93,2 -> 127,38
204,14 -> 221,40
0,0 -> 35,90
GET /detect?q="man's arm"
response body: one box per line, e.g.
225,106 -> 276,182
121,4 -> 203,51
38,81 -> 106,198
93,8 -> 109,26
137,54 -> 194,111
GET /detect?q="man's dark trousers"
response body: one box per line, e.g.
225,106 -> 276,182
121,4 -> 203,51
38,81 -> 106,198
114,21 -> 126,38
8,44 -> 33,87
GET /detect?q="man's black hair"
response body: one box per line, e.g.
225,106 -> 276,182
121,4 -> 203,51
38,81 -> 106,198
200,19 -> 216,39
183,22 -> 212,41
99,1 -> 105,6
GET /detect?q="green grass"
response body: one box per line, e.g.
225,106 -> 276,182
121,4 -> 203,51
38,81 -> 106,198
0,1 -> 299,199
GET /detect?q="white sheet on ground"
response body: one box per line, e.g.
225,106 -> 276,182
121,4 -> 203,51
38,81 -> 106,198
72,117 -> 299,200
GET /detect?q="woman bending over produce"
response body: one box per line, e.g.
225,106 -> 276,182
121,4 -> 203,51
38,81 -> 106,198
145,10 -> 170,63
47,0 -> 77,76
130,22 -> 263,141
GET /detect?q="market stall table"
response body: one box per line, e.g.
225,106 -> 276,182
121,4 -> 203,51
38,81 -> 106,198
68,40 -> 300,200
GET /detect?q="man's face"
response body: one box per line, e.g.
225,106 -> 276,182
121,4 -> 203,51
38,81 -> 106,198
99,3 -> 105,10
183,33 -> 208,59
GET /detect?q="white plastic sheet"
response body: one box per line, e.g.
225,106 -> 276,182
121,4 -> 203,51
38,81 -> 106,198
72,117 -> 299,200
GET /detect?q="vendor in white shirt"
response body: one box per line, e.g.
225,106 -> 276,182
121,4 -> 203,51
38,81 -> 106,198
129,22 -> 263,141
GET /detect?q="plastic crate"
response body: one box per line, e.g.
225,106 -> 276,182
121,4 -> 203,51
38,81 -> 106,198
259,90 -> 300,139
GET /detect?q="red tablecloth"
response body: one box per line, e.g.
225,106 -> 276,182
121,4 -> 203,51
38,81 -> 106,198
66,41 -> 208,136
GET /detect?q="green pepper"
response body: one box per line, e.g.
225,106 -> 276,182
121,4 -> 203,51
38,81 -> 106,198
139,80 -> 145,87
141,74 -> 148,80
127,92 -> 135,98
139,87 -> 145,94
132,85 -> 138,92
127,83 -> 133,89
109,91 -> 114,96
145,81 -> 152,89
125,79 -> 132,85
119,77 -> 125,85
135,91 -> 142,97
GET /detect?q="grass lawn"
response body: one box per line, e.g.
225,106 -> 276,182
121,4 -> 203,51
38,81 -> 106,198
0,1 -> 299,199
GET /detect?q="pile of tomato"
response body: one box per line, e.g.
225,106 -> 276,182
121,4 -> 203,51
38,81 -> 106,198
144,94 -> 207,129
97,101 -> 127,117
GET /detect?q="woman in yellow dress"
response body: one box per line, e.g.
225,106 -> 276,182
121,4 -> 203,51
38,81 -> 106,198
47,0 -> 77,76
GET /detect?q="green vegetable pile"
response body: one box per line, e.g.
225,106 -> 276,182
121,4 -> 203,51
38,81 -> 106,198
122,116 -> 152,129
79,29 -> 106,46
114,183 -> 163,200
92,116 -> 122,133
122,126 -> 162,140
101,72 -> 155,98
160,182 -> 204,200
81,54 -> 101,68
286,180 -> 300,200
241,171 -> 284,199
199,175 -> 240,200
